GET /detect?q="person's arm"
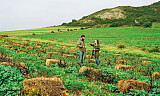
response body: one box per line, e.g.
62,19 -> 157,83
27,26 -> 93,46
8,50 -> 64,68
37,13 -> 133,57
77,41 -> 83,48
90,43 -> 94,46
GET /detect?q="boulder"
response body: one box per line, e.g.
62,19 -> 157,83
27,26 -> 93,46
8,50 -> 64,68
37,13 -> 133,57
118,80 -> 150,93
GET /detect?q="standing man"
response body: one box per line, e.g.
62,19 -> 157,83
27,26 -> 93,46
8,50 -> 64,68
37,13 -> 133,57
77,35 -> 86,64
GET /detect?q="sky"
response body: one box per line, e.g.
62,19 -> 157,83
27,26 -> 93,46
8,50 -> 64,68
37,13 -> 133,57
0,0 -> 159,31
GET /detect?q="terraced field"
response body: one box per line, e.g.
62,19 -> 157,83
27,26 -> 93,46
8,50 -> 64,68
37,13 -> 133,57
0,25 -> 160,96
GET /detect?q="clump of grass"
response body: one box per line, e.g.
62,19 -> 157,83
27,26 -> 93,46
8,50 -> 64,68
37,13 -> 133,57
141,47 -> 146,51
149,48 -> 160,52
118,45 -> 125,48
32,33 -> 36,35
117,42 -> 125,49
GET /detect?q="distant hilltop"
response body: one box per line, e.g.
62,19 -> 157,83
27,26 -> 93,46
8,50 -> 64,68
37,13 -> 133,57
62,1 -> 160,27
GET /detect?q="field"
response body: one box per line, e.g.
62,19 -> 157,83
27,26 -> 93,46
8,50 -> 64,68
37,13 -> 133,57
0,23 -> 160,96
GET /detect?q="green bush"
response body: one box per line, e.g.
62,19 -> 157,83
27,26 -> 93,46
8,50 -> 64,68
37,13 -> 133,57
149,48 -> 160,52
143,22 -> 152,27
32,33 -> 36,35
141,47 -> 146,51
51,31 -> 54,33
0,64 -> 24,96
132,23 -> 140,26
110,22 -> 123,27
70,29 -> 73,31
81,27 -> 85,30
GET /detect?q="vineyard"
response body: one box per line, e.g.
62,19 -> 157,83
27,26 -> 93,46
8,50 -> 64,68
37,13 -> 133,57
0,24 -> 160,95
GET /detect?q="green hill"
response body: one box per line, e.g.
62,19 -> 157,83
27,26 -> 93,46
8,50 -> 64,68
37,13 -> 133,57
63,1 -> 160,27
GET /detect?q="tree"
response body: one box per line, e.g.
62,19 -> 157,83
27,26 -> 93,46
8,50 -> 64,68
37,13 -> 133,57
72,19 -> 77,22
143,22 -> 152,28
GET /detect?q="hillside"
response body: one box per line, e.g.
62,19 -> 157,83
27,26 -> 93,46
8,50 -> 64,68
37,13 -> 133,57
64,1 -> 160,27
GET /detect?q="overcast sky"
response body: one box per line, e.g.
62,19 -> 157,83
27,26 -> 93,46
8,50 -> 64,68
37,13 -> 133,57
0,0 -> 159,31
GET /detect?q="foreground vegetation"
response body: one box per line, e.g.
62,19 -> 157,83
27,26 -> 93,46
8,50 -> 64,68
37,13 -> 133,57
0,24 -> 159,95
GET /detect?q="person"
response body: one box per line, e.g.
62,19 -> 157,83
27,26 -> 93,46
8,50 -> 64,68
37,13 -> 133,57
89,40 -> 100,65
77,35 -> 86,64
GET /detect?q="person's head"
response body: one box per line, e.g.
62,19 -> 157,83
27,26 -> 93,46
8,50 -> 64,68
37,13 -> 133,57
81,35 -> 85,40
95,40 -> 99,45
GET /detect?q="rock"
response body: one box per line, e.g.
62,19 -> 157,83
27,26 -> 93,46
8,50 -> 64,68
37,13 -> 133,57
115,64 -> 134,71
22,77 -> 67,96
152,72 -> 160,79
142,61 -> 154,64
118,80 -> 150,93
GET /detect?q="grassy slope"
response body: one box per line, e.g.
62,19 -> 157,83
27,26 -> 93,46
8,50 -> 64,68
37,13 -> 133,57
22,26 -> 160,49
0,26 -> 81,36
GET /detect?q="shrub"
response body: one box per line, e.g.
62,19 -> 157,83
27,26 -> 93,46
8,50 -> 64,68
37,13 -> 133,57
118,44 -> 125,48
141,47 -> 146,51
149,48 -> 160,52
81,27 -> 85,30
132,23 -> 140,26
51,31 -> 54,33
0,64 -> 24,96
32,33 -> 36,35
70,29 -> 73,31
110,22 -> 123,27
143,22 -> 152,27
